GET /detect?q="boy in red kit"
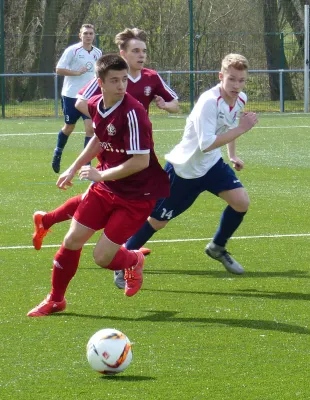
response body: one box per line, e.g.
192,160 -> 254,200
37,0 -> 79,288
27,54 -> 170,317
32,28 -> 178,252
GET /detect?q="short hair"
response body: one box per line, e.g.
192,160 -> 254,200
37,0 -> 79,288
221,54 -> 249,73
114,28 -> 147,51
80,24 -> 95,33
95,53 -> 128,81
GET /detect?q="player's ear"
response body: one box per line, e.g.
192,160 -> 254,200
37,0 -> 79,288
97,77 -> 104,87
219,71 -> 223,81
119,49 -> 125,58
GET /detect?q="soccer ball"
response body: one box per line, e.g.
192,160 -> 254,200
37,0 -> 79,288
86,328 -> 132,375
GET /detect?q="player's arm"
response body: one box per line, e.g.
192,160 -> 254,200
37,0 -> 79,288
56,67 -> 87,77
154,96 -> 180,113
56,47 -> 87,76
79,153 -> 150,182
57,136 -> 101,190
75,98 -> 90,117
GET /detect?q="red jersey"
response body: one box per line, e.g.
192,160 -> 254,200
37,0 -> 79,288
88,93 -> 170,200
79,68 -> 178,113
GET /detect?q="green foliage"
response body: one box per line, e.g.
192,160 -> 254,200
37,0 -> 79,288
1,115 -> 310,399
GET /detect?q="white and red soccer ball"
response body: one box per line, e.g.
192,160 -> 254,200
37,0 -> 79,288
86,328 -> 132,375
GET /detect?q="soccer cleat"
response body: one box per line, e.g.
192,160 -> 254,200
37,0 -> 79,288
32,211 -> 51,250
114,247 -> 151,289
140,247 -> 151,256
205,242 -> 245,275
124,250 -> 145,297
27,294 -> 66,317
52,152 -> 62,173
114,270 -> 125,290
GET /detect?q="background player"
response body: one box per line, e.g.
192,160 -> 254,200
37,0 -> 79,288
27,54 -> 170,317
52,24 -> 102,173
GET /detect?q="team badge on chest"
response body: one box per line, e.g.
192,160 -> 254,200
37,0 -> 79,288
144,86 -> 152,96
107,123 -> 116,136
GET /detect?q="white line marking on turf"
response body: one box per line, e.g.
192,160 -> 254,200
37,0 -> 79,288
1,126 -> 310,137
1,233 -> 310,250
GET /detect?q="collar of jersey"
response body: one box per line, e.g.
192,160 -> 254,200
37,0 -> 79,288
128,72 -> 141,83
97,97 -> 124,118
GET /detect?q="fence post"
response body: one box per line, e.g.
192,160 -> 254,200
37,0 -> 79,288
54,73 -> 58,118
279,70 -> 284,112
188,0 -> 194,111
0,0 -> 5,118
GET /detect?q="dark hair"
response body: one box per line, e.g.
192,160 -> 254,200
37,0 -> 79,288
115,28 -> 147,51
80,24 -> 95,33
95,53 -> 128,80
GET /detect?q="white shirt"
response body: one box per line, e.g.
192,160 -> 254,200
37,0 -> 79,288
165,84 -> 247,179
56,43 -> 102,98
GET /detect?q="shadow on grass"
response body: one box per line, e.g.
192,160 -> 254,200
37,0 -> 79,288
101,375 -> 155,381
144,269 -> 310,279
143,287 -> 310,301
57,310 -> 310,335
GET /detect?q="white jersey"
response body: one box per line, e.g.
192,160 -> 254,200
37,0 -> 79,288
56,43 -> 102,98
165,84 -> 247,179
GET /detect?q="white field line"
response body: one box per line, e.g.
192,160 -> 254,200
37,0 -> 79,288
1,232 -> 310,250
1,125 -> 310,137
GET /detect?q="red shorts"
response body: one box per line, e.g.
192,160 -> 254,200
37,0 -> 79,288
73,184 -> 156,245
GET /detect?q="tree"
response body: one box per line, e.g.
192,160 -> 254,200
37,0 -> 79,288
263,0 -> 295,101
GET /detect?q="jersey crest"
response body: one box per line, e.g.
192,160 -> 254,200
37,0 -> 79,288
144,86 -> 152,96
107,123 -> 116,136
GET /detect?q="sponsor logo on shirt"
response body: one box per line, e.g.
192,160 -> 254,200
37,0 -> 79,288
144,86 -> 152,96
86,61 -> 94,71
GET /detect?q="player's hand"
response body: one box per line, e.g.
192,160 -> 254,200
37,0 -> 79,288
230,157 -> 244,171
77,66 -> 88,76
57,169 -> 76,190
154,95 -> 166,110
79,166 -> 103,182
239,112 -> 258,133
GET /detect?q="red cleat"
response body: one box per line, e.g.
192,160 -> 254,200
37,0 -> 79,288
32,211 -> 51,250
140,247 -> 151,256
124,250 -> 144,297
27,295 -> 66,317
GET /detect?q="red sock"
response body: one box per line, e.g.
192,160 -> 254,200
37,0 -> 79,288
105,247 -> 138,271
42,194 -> 83,229
50,244 -> 82,302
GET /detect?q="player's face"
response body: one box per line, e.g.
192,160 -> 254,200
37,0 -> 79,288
121,40 -> 147,72
79,28 -> 95,47
98,69 -> 128,105
219,67 -> 247,102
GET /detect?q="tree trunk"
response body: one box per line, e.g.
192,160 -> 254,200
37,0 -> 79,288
66,0 -> 94,48
263,0 -> 296,101
38,0 -> 64,98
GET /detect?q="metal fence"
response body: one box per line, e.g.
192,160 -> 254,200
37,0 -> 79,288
0,69 -> 307,118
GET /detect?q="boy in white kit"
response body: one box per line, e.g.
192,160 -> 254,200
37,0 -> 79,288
52,24 -> 102,173
115,53 -> 258,287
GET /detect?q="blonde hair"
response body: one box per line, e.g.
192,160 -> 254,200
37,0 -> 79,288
115,28 -> 147,51
221,54 -> 249,73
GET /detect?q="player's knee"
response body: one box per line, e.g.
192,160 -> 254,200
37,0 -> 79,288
93,249 -> 108,268
234,193 -> 250,213
63,234 -> 83,250
62,124 -> 75,135
148,217 -> 168,231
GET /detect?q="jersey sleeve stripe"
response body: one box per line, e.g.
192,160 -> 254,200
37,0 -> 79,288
83,78 -> 99,99
157,74 -> 179,99
127,110 -> 140,151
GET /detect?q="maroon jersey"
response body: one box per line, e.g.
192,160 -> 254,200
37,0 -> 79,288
88,93 -> 170,200
79,68 -> 178,113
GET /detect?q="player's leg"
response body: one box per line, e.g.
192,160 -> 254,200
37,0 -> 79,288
204,159 -> 249,274
52,96 -> 79,173
98,195 -> 155,296
82,117 -> 94,153
115,162 -> 202,289
27,219 -> 95,317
